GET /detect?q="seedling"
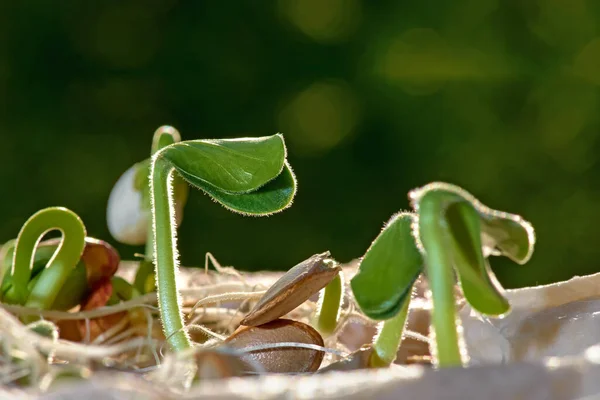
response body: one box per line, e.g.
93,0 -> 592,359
0,207 -> 121,321
350,182 -> 535,368
109,126 -> 297,352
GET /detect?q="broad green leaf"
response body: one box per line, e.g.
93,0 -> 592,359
161,134 -> 286,194
198,162 -> 297,215
350,213 -> 423,320
445,202 -> 509,316
481,215 -> 535,264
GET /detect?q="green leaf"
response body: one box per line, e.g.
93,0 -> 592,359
350,213 -> 423,320
199,162 -> 297,215
445,202 -> 509,316
481,215 -> 535,264
410,182 -> 535,266
160,134 -> 286,194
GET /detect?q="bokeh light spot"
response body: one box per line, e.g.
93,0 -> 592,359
279,80 -> 361,155
574,38 -> 600,86
72,3 -> 162,68
373,28 -> 514,96
278,0 -> 362,44
528,0 -> 594,50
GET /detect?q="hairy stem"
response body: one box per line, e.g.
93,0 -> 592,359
150,155 -> 191,352
135,127 -> 181,295
418,193 -> 464,367
10,208 -> 86,320
315,273 -> 343,335
369,286 -> 412,367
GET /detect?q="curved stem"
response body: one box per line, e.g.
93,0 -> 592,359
418,193 -> 464,367
10,207 -> 86,311
369,285 -> 412,367
150,155 -> 191,352
134,126 -> 181,294
151,126 -> 181,156
315,273 -> 343,336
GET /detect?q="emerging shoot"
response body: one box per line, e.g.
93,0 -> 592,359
144,127 -> 297,352
350,183 -> 535,368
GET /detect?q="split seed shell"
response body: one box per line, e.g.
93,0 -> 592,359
241,252 -> 340,326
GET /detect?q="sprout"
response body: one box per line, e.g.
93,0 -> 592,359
350,183 -> 535,367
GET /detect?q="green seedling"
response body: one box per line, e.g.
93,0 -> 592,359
0,207 -> 120,323
350,182 -> 535,368
108,126 -> 297,352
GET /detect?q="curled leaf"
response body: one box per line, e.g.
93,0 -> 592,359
351,213 -> 423,320
410,182 -> 528,316
197,162 -> 297,216
410,182 -> 535,263
160,134 -> 286,194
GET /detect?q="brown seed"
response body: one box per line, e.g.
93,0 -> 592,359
224,319 -> 325,373
194,347 -> 263,379
241,252 -> 340,326
318,346 -> 374,373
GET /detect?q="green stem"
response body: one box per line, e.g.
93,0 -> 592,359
134,127 -> 181,294
315,273 -> 343,336
369,285 -> 412,367
150,156 -> 191,352
11,207 -> 86,312
418,193 -> 464,367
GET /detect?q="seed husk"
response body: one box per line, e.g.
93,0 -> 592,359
194,347 -> 263,379
241,252 -> 340,326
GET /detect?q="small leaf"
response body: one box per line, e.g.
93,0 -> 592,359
198,162 -> 297,215
445,202 -> 509,315
410,181 -> 535,265
481,215 -> 535,264
160,134 -> 286,194
350,213 -> 423,320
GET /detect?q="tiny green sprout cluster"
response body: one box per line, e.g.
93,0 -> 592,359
350,182 -> 535,367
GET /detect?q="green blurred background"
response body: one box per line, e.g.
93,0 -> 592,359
2,0 -> 600,288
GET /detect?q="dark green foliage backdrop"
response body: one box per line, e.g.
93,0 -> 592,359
2,1 -> 600,288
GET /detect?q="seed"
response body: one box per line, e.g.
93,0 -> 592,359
318,346 -> 374,373
194,347 -> 263,379
241,252 -> 340,326
224,319 -> 325,373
